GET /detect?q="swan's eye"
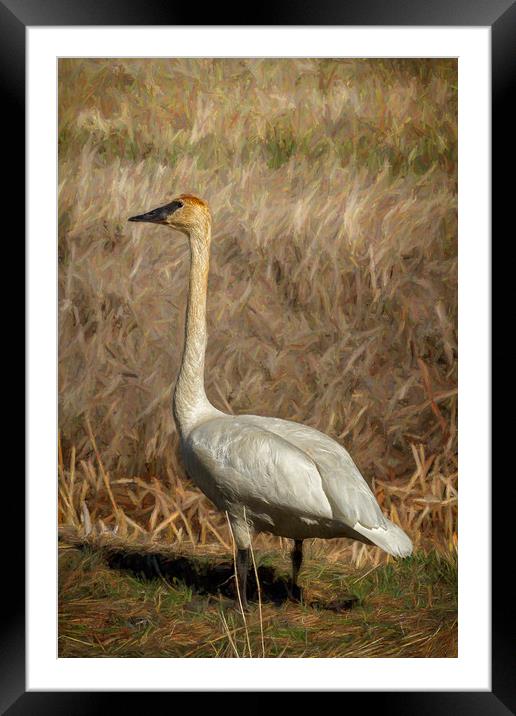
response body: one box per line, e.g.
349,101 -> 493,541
165,199 -> 183,214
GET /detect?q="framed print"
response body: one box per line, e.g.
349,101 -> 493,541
8,0 -> 508,710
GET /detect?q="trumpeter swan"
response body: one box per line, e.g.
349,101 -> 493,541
129,194 -> 412,607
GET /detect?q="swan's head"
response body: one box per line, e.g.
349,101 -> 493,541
128,194 -> 211,237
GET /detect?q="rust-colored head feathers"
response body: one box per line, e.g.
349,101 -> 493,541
178,193 -> 209,209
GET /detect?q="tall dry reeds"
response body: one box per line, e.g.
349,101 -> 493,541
58,59 -> 457,562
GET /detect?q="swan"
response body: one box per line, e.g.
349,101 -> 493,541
129,194 -> 412,607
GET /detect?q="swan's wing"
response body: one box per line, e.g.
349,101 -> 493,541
242,416 -> 413,557
240,415 -> 388,531
186,416 -> 333,522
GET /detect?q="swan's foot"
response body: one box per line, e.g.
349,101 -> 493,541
289,583 -> 304,604
235,597 -> 250,613
310,595 -> 359,612
224,597 -> 251,614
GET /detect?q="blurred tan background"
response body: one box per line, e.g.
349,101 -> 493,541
58,59 -> 457,560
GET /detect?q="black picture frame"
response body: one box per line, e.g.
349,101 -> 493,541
8,0 -> 507,711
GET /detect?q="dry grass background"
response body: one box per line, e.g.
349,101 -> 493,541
58,60 -> 457,656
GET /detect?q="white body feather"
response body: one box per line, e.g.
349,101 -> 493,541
182,411 -> 412,557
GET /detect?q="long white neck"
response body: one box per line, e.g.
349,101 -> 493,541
173,225 -> 216,437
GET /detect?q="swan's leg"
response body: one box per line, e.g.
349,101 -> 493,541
291,539 -> 304,601
228,510 -> 252,609
235,548 -> 249,610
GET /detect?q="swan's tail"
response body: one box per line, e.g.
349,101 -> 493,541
352,519 -> 413,558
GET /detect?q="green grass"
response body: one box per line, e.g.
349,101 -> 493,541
59,543 -> 457,658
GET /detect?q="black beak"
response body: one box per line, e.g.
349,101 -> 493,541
128,206 -> 169,224
128,199 -> 183,224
